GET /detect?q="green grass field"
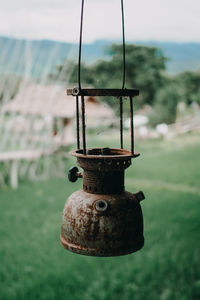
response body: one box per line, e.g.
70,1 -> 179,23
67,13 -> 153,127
0,134 -> 200,300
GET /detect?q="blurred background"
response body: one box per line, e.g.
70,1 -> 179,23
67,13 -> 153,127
0,0 -> 200,299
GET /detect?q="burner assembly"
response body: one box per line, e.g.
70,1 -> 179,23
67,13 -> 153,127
60,0 -> 145,257
61,88 -> 145,256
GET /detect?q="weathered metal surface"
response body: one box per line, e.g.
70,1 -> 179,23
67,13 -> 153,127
81,96 -> 86,155
130,96 -> 134,155
61,147 -> 145,256
76,96 -> 80,149
120,97 -> 123,149
71,148 -> 140,160
68,166 -> 82,183
83,170 -> 124,194
61,190 -> 144,256
72,148 -> 137,194
67,88 -> 139,97
70,148 -> 135,194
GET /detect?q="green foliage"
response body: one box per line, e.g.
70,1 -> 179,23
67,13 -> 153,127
176,71 -> 200,105
149,70 -> 200,125
0,134 -> 200,300
69,44 -> 167,109
0,73 -> 21,104
50,43 -> 200,125
50,44 -> 168,117
149,82 -> 181,125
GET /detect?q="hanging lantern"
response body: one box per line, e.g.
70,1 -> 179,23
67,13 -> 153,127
60,0 -> 145,257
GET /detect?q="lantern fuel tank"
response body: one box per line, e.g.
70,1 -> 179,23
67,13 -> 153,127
61,147 -> 145,257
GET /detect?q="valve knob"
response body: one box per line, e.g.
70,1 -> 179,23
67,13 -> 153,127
68,166 -> 80,182
134,191 -> 145,202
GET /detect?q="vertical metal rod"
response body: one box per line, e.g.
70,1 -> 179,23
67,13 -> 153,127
120,97 -> 123,149
121,0 -> 126,89
76,96 -> 80,149
81,95 -> 86,155
78,0 -> 85,89
130,96 -> 134,155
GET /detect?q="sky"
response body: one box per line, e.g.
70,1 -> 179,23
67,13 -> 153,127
0,0 -> 200,43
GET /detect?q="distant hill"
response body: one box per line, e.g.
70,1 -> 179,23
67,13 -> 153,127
0,36 -> 73,78
0,36 -> 200,78
137,41 -> 200,73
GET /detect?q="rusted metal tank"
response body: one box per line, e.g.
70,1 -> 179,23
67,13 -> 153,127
61,147 -> 145,256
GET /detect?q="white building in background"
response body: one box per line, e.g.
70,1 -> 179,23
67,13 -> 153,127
124,115 -> 149,129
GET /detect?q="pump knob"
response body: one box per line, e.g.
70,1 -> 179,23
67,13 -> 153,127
68,166 -> 82,182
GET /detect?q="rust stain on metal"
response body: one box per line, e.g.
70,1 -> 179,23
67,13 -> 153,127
61,148 -> 145,257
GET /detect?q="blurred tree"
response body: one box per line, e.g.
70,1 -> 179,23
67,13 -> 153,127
176,71 -> 200,105
51,44 -> 167,111
50,44 -> 200,125
149,82 -> 181,125
149,70 -> 200,126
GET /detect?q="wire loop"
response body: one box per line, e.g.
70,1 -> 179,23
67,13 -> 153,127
78,0 -> 126,89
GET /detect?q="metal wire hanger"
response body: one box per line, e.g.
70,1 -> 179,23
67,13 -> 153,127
78,0 -> 126,90
66,0 -> 139,155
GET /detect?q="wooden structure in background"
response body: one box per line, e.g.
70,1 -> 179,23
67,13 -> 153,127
0,83 -> 115,188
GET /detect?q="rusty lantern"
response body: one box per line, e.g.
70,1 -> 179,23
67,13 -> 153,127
60,0 -> 145,257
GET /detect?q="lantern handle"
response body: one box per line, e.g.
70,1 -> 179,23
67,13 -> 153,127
78,0 -> 126,90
